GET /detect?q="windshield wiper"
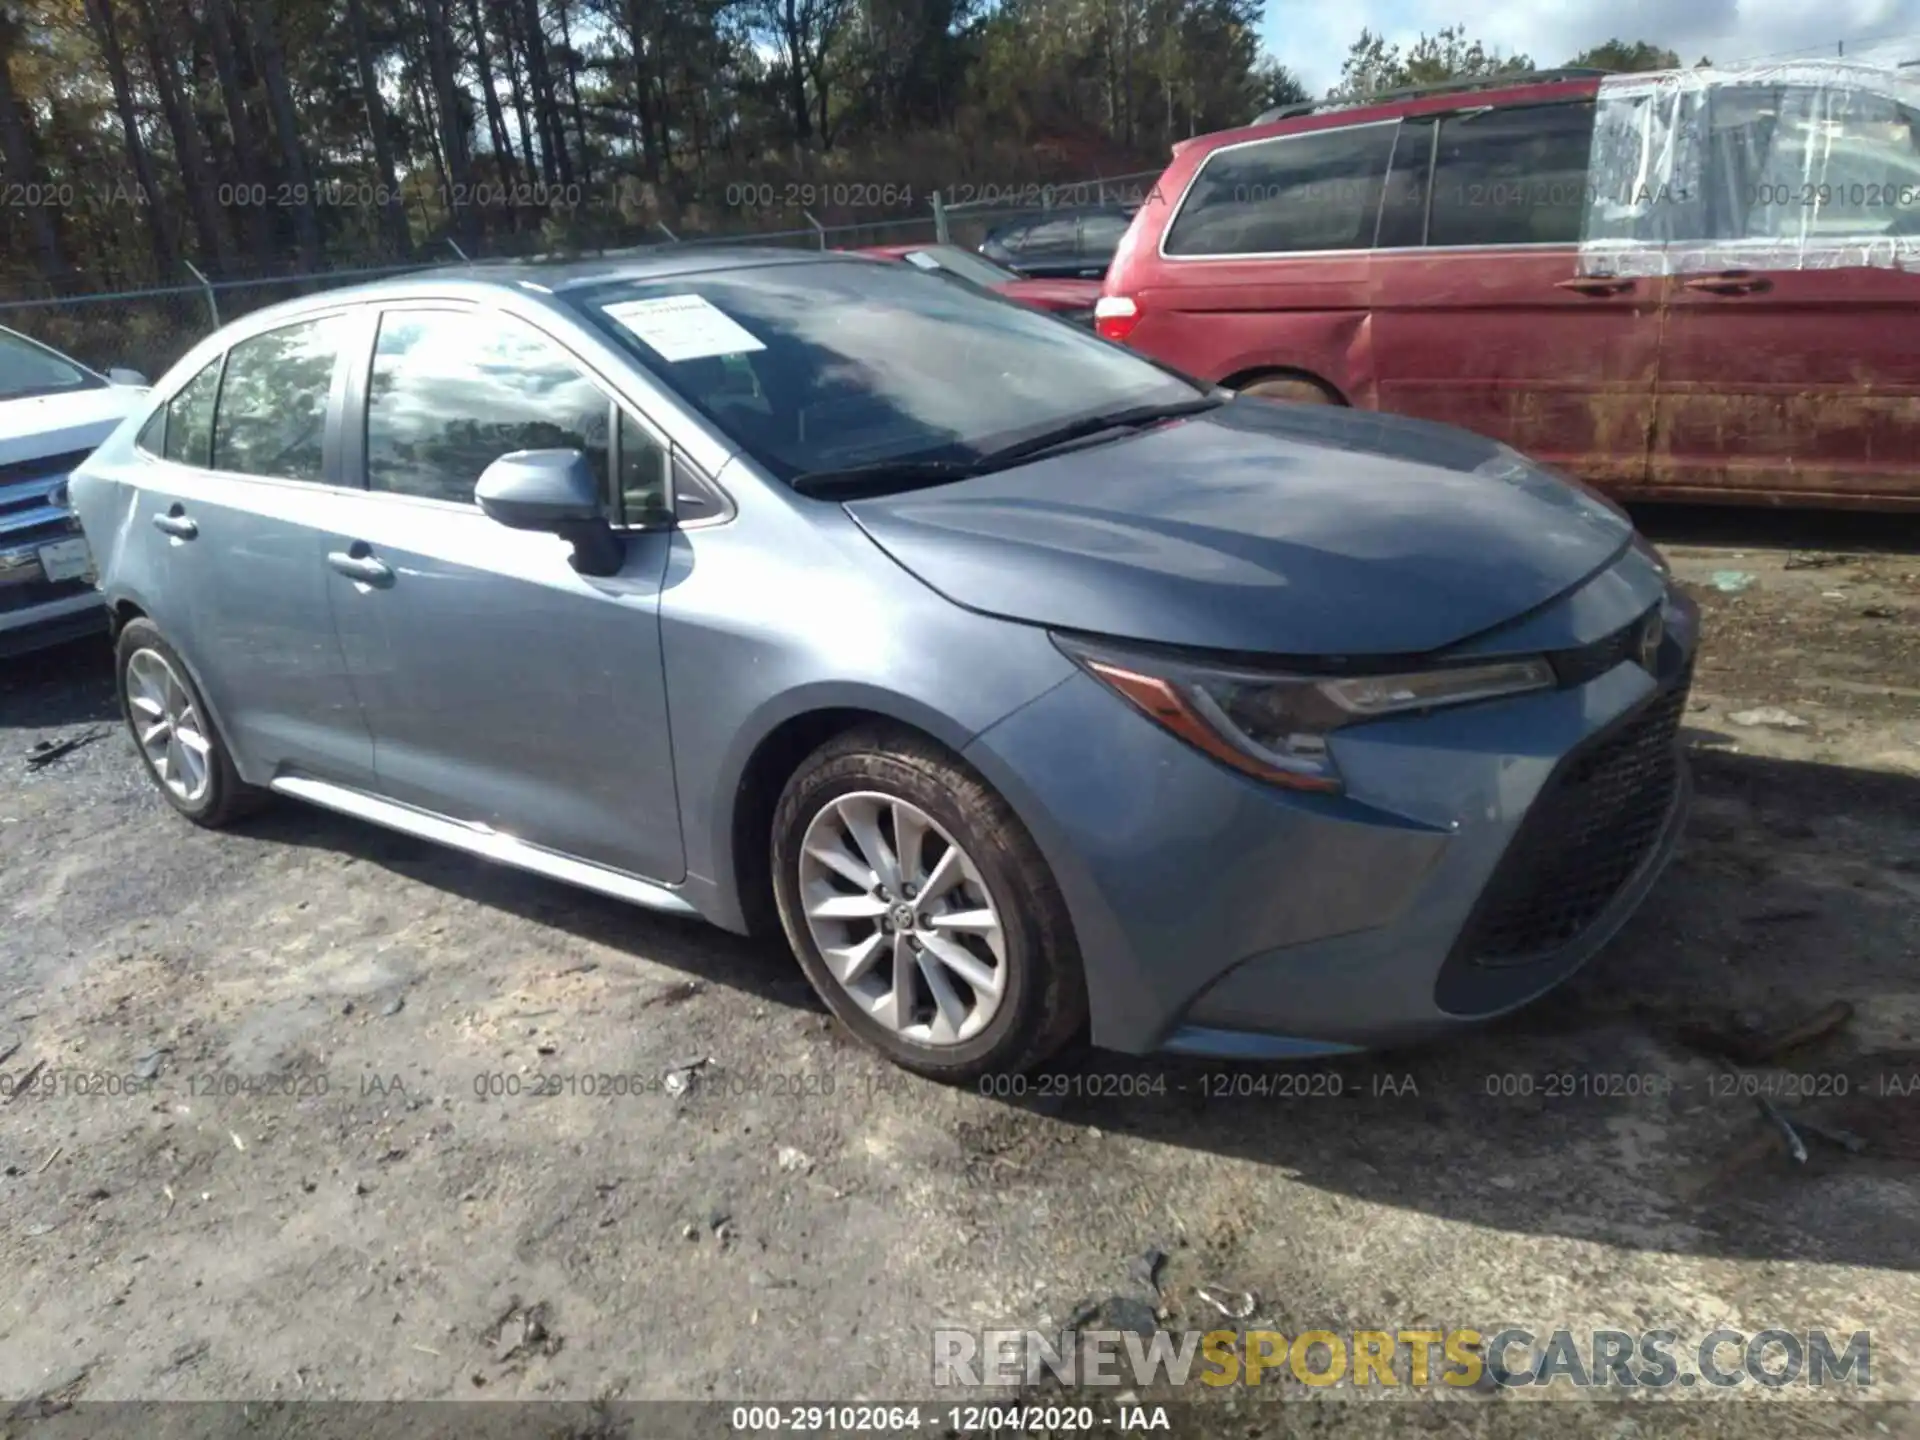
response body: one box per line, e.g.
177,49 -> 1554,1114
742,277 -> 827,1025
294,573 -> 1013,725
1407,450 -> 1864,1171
790,457 -> 983,498
789,396 -> 1223,497
977,397 -> 1224,470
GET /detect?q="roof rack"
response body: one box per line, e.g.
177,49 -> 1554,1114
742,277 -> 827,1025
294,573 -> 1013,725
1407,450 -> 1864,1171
1251,67 -> 1614,127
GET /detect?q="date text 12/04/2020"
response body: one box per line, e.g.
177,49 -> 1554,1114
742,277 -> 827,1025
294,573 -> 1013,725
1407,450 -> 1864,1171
728,1405 -> 1173,1433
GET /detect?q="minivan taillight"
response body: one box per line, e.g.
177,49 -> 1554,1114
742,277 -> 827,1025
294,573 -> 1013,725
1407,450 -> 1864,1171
1094,296 -> 1140,342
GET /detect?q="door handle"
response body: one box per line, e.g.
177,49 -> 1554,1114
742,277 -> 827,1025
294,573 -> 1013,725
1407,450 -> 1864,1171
151,508 -> 197,540
326,548 -> 394,586
1681,272 -> 1773,296
1556,276 -> 1635,296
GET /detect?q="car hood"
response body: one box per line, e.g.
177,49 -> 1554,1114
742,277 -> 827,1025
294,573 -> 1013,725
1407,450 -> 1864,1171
844,399 -> 1634,657
0,385 -> 146,466
997,278 -> 1102,312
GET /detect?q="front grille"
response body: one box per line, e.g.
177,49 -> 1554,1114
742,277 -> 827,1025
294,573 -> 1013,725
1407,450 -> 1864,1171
0,573 -> 91,615
0,448 -> 89,511
1,448 -> 88,552
1456,674 -> 1689,967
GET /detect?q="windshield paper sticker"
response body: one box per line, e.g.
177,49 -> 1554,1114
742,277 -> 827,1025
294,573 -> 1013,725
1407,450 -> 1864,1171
602,294 -> 767,361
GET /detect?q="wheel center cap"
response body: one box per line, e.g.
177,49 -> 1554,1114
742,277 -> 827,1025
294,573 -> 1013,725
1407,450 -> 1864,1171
890,902 -> 917,931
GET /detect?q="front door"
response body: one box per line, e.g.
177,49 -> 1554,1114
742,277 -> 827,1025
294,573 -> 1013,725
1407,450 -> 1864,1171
1648,83 -> 1920,506
321,304 -> 685,883
1367,100 -> 1662,492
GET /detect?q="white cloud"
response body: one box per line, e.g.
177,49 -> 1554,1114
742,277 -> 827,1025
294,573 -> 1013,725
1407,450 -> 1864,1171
1265,0 -> 1920,94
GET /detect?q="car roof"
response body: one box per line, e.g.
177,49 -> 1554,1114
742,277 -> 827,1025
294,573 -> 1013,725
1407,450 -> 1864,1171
1188,72 -> 1608,159
219,246 -> 853,334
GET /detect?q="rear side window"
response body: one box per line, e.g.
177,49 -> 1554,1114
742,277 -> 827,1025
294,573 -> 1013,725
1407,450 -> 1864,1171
212,315 -> 349,481
1426,102 -> 1596,246
1022,216 -> 1079,253
365,309 -> 611,507
1716,87 -> 1920,243
147,358 -> 222,467
1165,122 -> 1396,256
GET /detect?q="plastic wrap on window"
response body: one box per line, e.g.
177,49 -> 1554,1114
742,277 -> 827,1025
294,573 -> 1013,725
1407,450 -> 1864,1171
1578,62 -> 1920,276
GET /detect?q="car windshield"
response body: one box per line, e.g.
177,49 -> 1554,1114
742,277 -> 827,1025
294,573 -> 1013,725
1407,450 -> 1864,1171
573,259 -> 1201,485
0,328 -> 99,400
899,247 -> 1021,287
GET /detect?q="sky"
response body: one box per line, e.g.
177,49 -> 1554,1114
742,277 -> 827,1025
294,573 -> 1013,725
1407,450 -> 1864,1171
1264,0 -> 1920,93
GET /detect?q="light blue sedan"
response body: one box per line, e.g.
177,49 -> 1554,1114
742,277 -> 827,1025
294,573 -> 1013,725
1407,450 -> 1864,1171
69,250 -> 1696,1078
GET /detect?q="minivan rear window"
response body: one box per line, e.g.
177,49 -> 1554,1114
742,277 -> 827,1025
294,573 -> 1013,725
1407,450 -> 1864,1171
1164,122 -> 1396,256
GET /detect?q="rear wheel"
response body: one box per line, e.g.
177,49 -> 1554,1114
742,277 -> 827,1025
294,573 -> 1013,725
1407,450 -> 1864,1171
771,726 -> 1086,1081
115,619 -> 264,826
1237,375 -> 1337,405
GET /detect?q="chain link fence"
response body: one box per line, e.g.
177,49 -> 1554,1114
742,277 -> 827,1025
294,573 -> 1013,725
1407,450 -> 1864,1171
0,170 -> 1164,382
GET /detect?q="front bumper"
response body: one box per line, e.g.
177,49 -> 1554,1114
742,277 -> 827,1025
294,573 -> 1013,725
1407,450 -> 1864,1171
1,504 -> 104,657
962,578 -> 1698,1058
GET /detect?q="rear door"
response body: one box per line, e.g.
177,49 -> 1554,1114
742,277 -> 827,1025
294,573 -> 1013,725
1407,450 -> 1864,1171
1366,100 -> 1662,491
1649,84 -> 1920,506
320,303 -> 685,882
129,314 -> 373,783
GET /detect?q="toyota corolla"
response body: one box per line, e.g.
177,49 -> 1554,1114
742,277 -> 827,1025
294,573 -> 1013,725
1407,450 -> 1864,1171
68,249 -> 1696,1079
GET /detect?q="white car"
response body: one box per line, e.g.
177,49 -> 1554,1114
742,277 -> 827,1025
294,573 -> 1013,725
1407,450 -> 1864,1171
1,325 -> 148,657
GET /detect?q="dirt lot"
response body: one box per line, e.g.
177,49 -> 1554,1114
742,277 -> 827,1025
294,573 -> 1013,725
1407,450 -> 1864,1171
2,507 -> 1917,1438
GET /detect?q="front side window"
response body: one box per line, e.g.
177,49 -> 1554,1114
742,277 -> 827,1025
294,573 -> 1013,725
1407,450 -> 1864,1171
575,260 -> 1203,483
1165,122 -> 1397,256
0,328 -> 99,401
212,315 -> 349,482
616,409 -> 671,524
1376,117 -> 1438,248
1427,102 -> 1597,247
365,309 -> 610,507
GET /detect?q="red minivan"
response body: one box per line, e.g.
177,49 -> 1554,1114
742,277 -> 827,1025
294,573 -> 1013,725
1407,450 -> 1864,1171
1099,68 -> 1920,510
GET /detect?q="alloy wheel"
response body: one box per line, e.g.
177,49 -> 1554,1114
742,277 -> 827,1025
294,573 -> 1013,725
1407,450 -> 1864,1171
125,647 -> 213,806
796,791 -> 1008,1046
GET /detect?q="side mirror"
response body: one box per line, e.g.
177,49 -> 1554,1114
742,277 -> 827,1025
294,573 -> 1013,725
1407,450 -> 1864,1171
476,449 -> 624,577
107,367 -> 148,387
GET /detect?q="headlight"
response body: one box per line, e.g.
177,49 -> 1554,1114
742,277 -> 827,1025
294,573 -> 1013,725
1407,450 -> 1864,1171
1054,635 -> 1556,792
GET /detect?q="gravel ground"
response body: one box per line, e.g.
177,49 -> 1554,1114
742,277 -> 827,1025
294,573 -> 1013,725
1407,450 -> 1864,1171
2,507 -> 1917,1438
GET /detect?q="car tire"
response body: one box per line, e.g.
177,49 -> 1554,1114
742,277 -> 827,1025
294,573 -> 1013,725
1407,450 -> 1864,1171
771,725 -> 1087,1082
1238,375 -> 1338,405
115,618 -> 265,827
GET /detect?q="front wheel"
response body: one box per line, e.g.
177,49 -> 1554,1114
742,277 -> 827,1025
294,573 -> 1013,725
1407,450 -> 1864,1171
771,726 -> 1086,1081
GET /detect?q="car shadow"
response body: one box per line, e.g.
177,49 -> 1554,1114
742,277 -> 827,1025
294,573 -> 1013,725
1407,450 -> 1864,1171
0,633 -> 118,732
1630,502 -> 1920,555
9,612 -> 1913,1274
984,746 -> 1920,1274
230,802 -> 827,1014
235,735 -> 1919,1273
